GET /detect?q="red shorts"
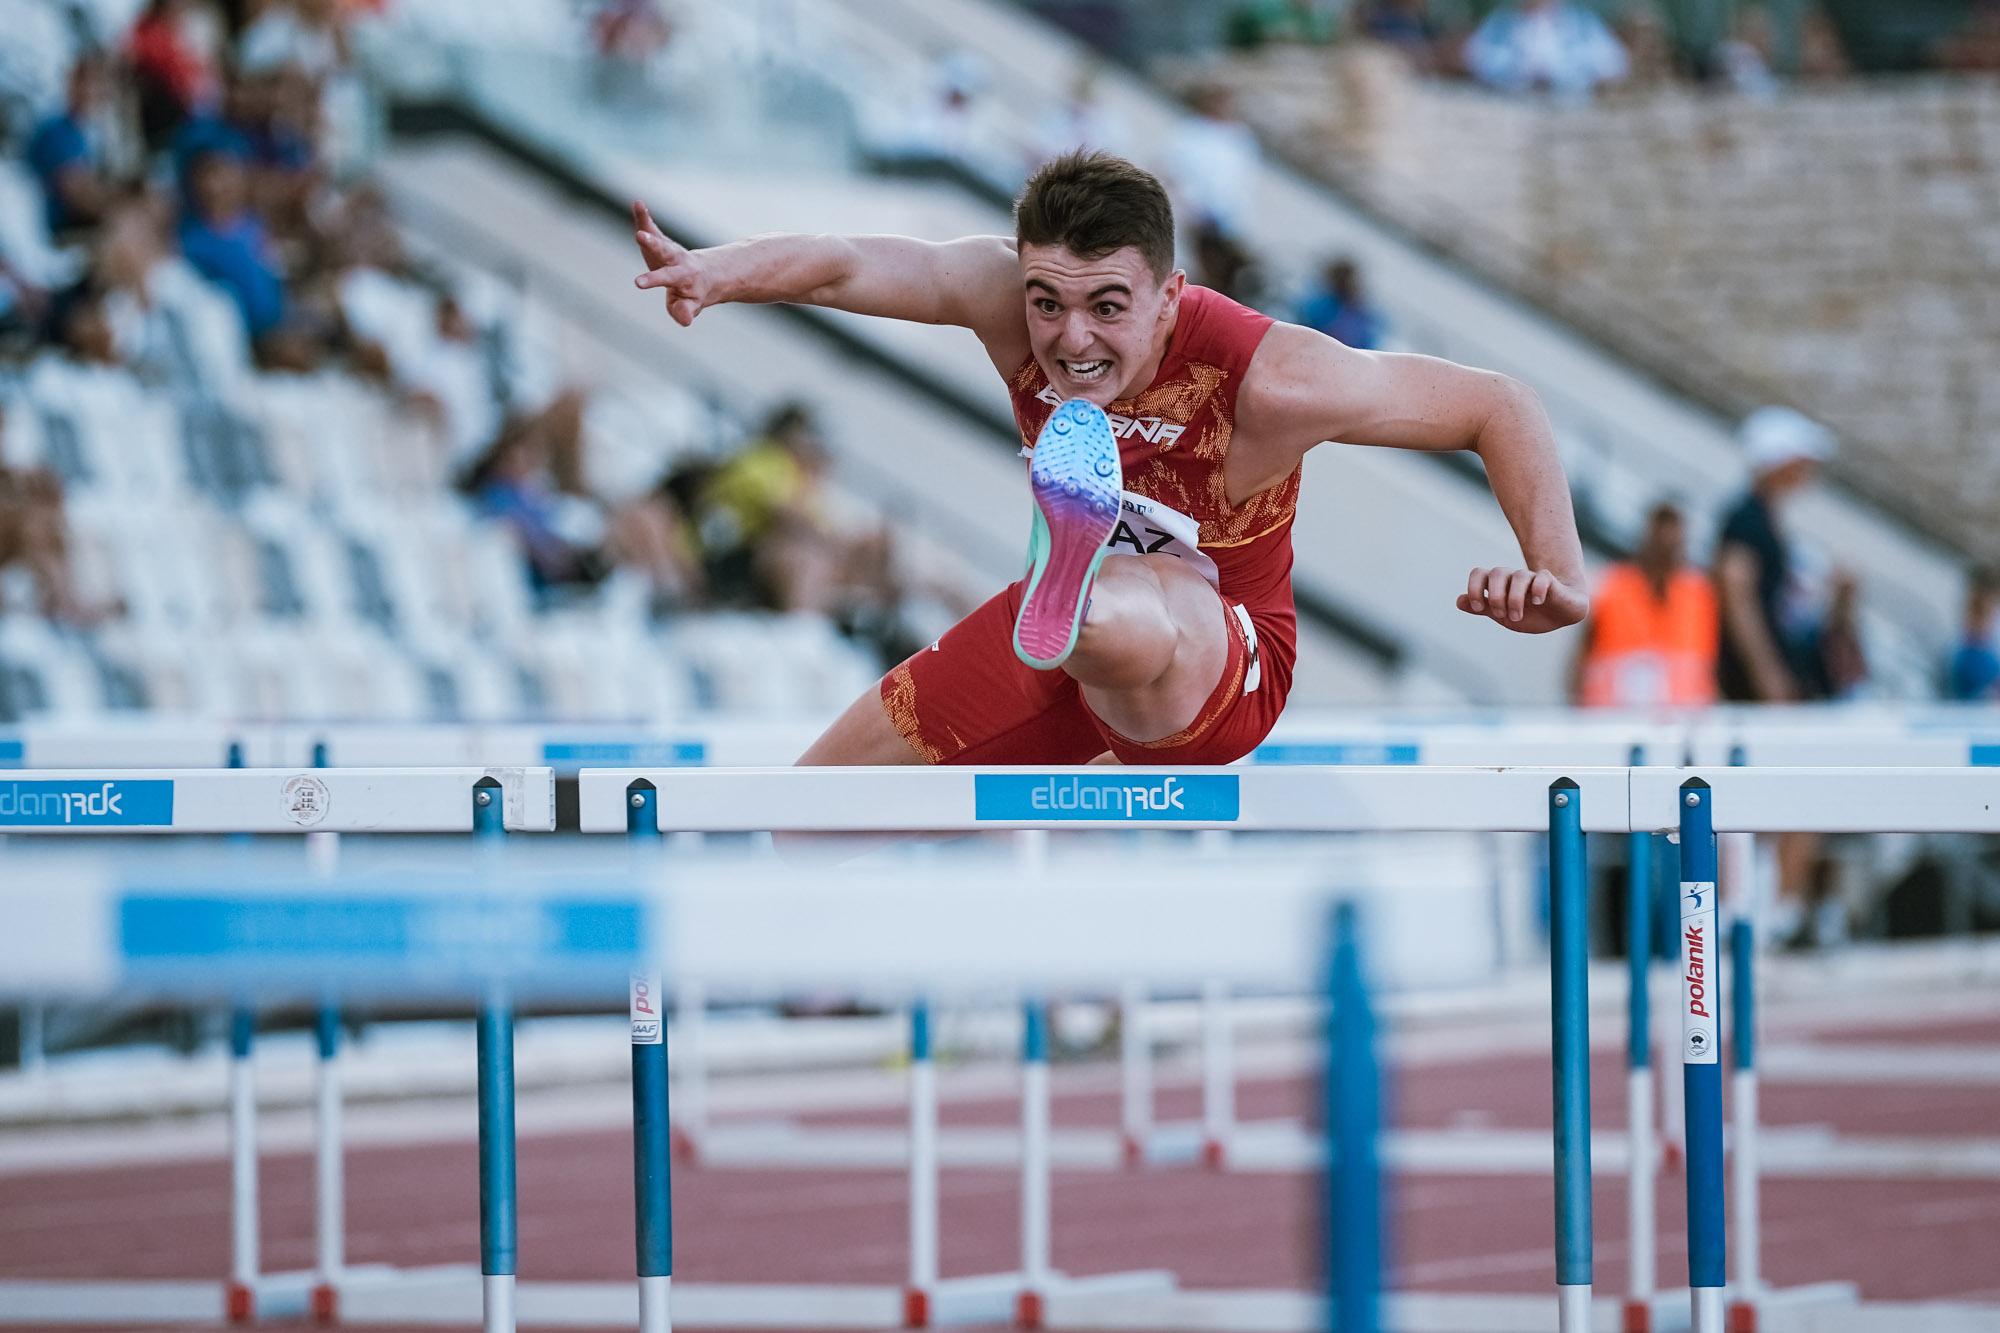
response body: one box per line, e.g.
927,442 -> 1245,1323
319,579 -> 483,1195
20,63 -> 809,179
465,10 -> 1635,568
878,576 -> 1289,766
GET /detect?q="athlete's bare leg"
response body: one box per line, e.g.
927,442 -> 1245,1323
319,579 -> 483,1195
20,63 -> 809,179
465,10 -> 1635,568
797,685 -> 921,765
797,553 -> 1225,765
1065,554 -> 1229,743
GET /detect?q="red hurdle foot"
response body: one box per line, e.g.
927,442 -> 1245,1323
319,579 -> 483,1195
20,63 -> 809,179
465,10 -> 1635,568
901,1287 -> 930,1328
1622,1298 -> 1652,1333
1728,1301 -> 1758,1333
1014,1289 -> 1046,1330
671,1128 -> 699,1164
225,1282 -> 254,1324
1120,1134 -> 1144,1168
1200,1138 -> 1227,1170
311,1282 -> 338,1324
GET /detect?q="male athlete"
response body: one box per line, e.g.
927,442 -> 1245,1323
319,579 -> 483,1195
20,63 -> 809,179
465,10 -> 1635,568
632,152 -> 1587,766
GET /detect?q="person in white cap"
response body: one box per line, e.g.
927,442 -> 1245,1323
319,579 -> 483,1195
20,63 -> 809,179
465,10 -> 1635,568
1717,406 -> 1840,947
1714,406 -> 1834,705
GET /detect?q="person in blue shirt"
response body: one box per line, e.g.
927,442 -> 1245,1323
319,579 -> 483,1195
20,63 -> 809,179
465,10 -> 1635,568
1949,570 -> 2000,702
26,55 -> 115,236
1465,0 -> 1629,99
1296,256 -> 1384,350
176,143 -> 287,340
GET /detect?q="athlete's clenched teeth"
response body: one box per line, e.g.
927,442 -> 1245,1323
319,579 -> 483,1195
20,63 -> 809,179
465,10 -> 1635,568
1060,359 -> 1111,382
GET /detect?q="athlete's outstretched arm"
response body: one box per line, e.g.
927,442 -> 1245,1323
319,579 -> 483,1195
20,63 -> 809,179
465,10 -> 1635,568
630,203 -> 1021,339
1240,324 -> 1587,635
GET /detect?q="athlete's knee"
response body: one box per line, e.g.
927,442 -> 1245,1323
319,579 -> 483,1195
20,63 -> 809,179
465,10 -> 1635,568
1068,557 -> 1178,687
1088,554 -> 1170,617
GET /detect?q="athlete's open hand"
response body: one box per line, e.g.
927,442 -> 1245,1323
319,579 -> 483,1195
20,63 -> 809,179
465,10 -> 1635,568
632,201 -> 712,327
1456,567 -> 1588,635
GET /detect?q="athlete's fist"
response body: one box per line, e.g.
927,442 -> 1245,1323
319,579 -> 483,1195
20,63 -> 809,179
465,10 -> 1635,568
632,201 -> 711,327
1456,566 -> 1587,635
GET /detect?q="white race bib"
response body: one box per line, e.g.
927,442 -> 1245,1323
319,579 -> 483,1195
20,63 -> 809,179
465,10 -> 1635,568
1101,492 -> 1220,589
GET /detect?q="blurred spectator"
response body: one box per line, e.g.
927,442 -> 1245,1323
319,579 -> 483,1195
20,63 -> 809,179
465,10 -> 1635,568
1716,406 -> 1835,949
591,0 -> 673,65
1030,68 -> 1128,169
1795,5 -> 1851,80
1615,5 -> 1677,86
465,423 -> 701,613
1464,0 -> 1629,99
1948,569 -> 2000,701
0,252 -> 45,343
678,403 -> 901,623
1934,0 -> 2000,72
1226,0 -> 1338,50
1191,222 -> 1264,307
0,0 -> 75,139
1714,406 -> 1834,705
1359,0 -> 1447,73
1570,500 -> 1717,708
589,0 -> 673,103
0,456 -> 102,625
176,143 -> 286,341
238,0 -> 349,82
1805,568 -> 1869,700
1168,84 -> 1261,243
411,290 -> 512,471
1716,7 -> 1780,96
129,0 -> 224,150
862,49 -> 1020,196
26,54 -> 117,237
1295,256 -> 1384,350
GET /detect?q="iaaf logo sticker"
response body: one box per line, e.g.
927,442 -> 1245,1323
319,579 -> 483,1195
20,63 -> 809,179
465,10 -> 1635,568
630,973 -> 663,1045
974,773 -> 1239,822
1680,880 -> 1717,1065
0,779 -> 174,826
1034,385 -> 1187,447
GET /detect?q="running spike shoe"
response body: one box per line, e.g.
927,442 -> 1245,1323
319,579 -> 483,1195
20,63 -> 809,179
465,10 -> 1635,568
1013,397 -> 1123,670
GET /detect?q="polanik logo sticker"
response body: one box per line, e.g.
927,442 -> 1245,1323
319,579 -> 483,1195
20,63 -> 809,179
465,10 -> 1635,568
282,775 -> 331,827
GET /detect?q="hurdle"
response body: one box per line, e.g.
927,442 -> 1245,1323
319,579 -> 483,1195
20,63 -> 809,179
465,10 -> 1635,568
1630,763 -> 2000,1333
0,722 -> 245,1076
1647,714 -> 2000,1333
0,766 -> 555,1329
0,840 -> 1391,1332
581,762 -> 1627,1330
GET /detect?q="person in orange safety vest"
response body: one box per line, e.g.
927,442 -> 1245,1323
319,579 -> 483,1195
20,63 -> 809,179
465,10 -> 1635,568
1570,501 -> 1717,708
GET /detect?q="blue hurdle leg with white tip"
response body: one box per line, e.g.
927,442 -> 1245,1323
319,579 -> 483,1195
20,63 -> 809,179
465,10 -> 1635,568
1549,780 -> 1594,1333
627,782 -> 672,1333
472,782 -> 517,1333
1678,781 -> 1726,1333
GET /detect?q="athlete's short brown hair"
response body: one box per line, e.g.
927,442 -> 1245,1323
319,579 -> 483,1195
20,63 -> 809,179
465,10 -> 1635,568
1014,150 -> 1176,283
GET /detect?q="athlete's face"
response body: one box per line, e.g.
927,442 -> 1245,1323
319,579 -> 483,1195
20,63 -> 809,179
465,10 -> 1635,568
1020,244 -> 1184,407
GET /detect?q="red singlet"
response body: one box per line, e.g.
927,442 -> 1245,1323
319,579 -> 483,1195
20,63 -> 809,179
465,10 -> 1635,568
879,284 -> 1297,764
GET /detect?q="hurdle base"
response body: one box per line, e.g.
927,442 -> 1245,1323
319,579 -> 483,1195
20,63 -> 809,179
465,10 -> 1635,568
232,1269 -> 320,1322
1126,1121 -> 1206,1168
344,1275 -> 906,1326
904,1270 -> 1177,1329
0,1279 -> 226,1324
1728,1281 -> 1861,1333
672,1126 -> 702,1164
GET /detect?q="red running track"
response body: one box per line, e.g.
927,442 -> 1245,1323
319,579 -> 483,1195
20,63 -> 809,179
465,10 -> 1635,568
4,1043 -> 1999,1331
